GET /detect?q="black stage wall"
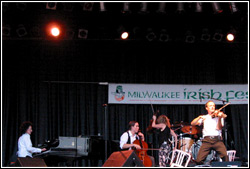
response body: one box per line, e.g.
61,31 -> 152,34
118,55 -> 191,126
2,39 -> 248,166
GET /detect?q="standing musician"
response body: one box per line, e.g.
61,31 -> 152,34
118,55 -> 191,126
151,115 -> 178,167
191,100 -> 229,165
119,121 -> 155,166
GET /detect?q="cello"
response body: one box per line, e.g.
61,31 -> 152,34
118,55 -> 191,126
133,135 -> 152,167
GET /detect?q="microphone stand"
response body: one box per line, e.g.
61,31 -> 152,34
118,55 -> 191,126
103,104 -> 108,161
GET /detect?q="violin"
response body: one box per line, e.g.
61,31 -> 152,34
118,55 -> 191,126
133,136 -> 152,167
211,110 -> 227,118
211,102 -> 230,118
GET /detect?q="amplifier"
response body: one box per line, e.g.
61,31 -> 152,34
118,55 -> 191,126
58,136 -> 90,156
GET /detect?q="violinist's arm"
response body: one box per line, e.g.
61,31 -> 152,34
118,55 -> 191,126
216,112 -> 224,130
191,115 -> 204,126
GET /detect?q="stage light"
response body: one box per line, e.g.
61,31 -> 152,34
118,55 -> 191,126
201,28 -> 211,42
51,27 -> 60,37
16,24 -> 27,37
159,29 -> 169,42
229,2 -> 238,13
226,28 -> 236,42
213,29 -> 223,42
121,32 -> 129,40
157,3 -> 166,13
46,2 -> 57,10
46,22 -> 63,38
16,3 -> 27,11
226,33 -> 234,42
122,2 -> 130,13
83,2 -> 94,11
30,26 -> 41,37
212,2 -> 223,14
100,2 -> 106,12
195,2 -> 202,13
146,28 -> 156,42
176,2 -> 185,14
139,2 -> 148,14
185,31 -> 195,43
78,29 -> 88,39
3,25 -> 11,37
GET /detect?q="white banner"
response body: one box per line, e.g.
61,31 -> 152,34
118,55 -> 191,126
108,84 -> 248,105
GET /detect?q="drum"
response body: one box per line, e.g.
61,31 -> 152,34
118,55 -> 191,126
190,139 -> 215,163
178,137 -> 194,152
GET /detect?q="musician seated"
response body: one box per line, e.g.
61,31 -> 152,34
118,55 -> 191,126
119,121 -> 155,167
17,121 -> 46,158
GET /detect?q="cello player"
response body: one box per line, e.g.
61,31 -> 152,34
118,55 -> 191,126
119,121 -> 155,166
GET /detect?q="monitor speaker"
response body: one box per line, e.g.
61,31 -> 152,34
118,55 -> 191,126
102,150 -> 144,167
15,157 -> 47,167
211,161 -> 242,167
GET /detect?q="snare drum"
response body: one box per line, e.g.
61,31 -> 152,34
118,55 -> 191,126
190,139 -> 215,163
178,137 -> 194,152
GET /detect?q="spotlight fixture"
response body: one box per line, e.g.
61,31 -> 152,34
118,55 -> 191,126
212,2 -> 223,14
226,28 -> 236,42
213,29 -> 223,42
185,31 -> 195,43
122,2 -> 130,13
16,3 -> 27,11
146,28 -> 156,42
121,32 -> 129,40
139,2 -> 148,14
3,25 -> 11,37
229,2 -> 238,13
16,24 -> 27,37
83,2 -> 94,11
159,29 -> 169,42
78,29 -> 88,39
100,2 -> 106,12
46,2 -> 57,10
195,2 -> 202,13
157,3 -> 166,13
30,26 -> 41,37
201,28 -> 211,42
176,2 -> 185,14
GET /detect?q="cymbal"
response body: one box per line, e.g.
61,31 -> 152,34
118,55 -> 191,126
181,125 -> 201,135
171,122 -> 190,128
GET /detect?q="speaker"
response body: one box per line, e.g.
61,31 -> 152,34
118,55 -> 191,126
15,157 -> 47,167
103,150 -> 144,167
211,161 -> 242,167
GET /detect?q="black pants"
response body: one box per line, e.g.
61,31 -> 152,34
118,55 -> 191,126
196,136 -> 228,164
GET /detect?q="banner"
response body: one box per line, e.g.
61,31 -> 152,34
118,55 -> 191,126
108,84 -> 248,105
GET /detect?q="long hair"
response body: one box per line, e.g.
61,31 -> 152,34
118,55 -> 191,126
156,115 -> 171,128
19,121 -> 32,136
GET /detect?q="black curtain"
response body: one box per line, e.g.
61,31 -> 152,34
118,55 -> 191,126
2,39 -> 248,166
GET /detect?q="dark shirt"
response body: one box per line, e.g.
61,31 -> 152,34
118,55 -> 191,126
158,126 -> 171,147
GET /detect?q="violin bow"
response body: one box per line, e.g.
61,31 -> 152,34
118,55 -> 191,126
217,102 -> 231,111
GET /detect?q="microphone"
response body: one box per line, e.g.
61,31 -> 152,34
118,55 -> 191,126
102,104 -> 108,107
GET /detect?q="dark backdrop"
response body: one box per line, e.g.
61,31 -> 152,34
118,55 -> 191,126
1,2 -> 249,167
2,39 -> 248,166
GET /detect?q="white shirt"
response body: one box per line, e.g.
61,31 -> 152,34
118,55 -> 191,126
120,130 -> 139,150
198,114 -> 224,137
17,133 -> 42,157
